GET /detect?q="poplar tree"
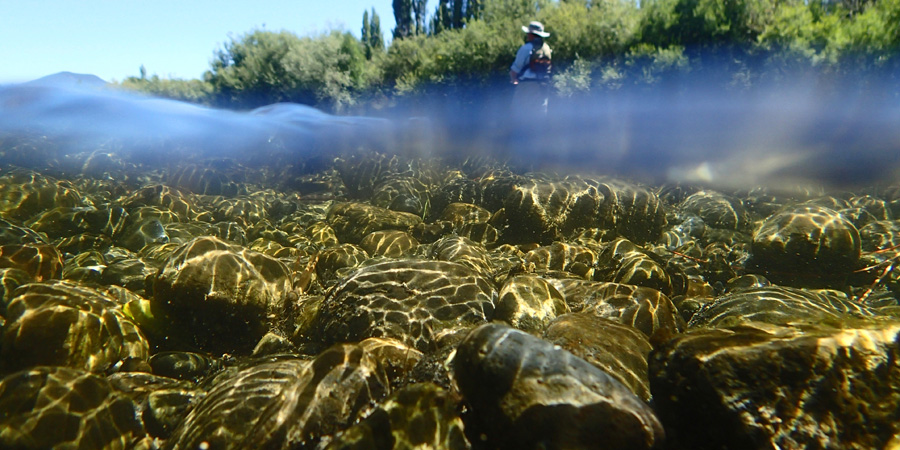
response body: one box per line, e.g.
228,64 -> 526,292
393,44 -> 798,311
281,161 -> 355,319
361,8 -> 384,59
393,0 -> 414,38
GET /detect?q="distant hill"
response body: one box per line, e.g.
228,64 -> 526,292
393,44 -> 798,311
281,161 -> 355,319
23,72 -> 108,89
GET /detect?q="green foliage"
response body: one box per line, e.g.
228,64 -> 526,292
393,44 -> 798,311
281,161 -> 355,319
118,0 -> 900,112
638,0 -> 776,49
120,74 -> 214,104
553,56 -> 592,96
362,9 -> 386,59
394,0 -> 415,38
204,29 -> 372,111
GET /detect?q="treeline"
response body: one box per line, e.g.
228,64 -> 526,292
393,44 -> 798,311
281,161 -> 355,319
119,0 -> 900,113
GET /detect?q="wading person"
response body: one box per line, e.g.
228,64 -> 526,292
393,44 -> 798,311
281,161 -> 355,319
509,21 -> 552,117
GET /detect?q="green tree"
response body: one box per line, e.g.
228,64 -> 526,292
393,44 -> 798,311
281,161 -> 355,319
362,8 -> 385,59
205,29 -> 371,111
413,0 -> 428,34
119,74 -> 214,104
393,0 -> 414,38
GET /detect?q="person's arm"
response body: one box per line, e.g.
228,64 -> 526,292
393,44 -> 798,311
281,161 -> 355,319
509,44 -> 532,84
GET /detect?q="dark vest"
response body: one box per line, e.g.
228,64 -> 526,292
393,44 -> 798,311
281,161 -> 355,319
529,41 -> 552,80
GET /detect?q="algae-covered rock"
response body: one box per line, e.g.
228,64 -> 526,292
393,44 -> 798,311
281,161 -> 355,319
650,321 -> 900,450
451,323 -> 664,450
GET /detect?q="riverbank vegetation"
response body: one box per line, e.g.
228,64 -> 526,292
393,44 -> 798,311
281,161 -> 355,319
119,0 -> 900,114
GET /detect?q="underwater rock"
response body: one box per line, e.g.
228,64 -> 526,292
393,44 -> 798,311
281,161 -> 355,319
167,163 -> 242,196
680,190 -> 749,231
0,242 -> 63,282
0,267 -> 32,308
359,230 -> 419,258
151,236 -> 294,354
25,205 -> 128,240
358,337 -> 424,387
687,285 -> 877,328
429,178 -> 484,221
429,235 -> 494,277
315,243 -> 370,284
372,176 -> 430,216
310,259 -> 496,352
524,241 -> 599,279
594,241 -> 674,296
650,321 -> 900,450
495,178 -> 605,244
0,366 -> 145,449
749,205 -> 861,287
165,343 -> 388,449
104,371 -> 199,438
0,169 -> 87,221
562,281 -> 683,338
438,202 -> 492,228
306,221 -> 340,248
543,313 -> 654,402
323,382 -> 469,450
327,202 -> 422,245
451,323 -> 664,450
1,280 -> 149,374
494,275 -> 570,332
0,218 -> 48,245
149,351 -> 226,383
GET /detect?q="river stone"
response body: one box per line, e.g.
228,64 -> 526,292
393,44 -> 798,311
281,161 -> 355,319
372,176 -> 429,216
25,205 -> 128,240
322,382 -> 469,450
750,205 -> 861,287
104,371 -> 197,438
687,286 -> 877,329
600,249 -> 674,297
0,243 -> 63,282
359,230 -> 419,258
0,170 -> 87,221
429,178 -> 483,221
859,220 -> 900,254
315,243 -> 369,283
680,190 -> 749,231
150,351 -> 226,383
650,321 -> 900,450
543,313 -> 654,402
524,241 -> 599,279
0,267 -> 33,309
121,184 -> 194,222
210,196 -> 268,227
167,163 -> 241,196
1,281 -> 150,374
310,259 -> 496,352
307,221 -> 340,248
496,178 -> 604,244
0,366 -> 145,449
439,202 -> 492,227
0,218 -> 48,245
430,235 -> 493,277
335,153 -> 405,200
61,249 -> 106,285
576,282 -> 684,338
152,235 -> 294,354
358,337 -> 424,386
451,323 -> 665,450
165,343 -> 388,449
595,179 -> 668,245
494,275 -> 570,332
327,202 -> 423,244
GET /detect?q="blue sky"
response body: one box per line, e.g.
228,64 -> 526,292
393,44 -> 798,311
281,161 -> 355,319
0,1 -> 407,84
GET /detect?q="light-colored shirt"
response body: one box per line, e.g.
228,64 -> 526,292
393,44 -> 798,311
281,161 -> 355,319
510,42 -> 537,80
